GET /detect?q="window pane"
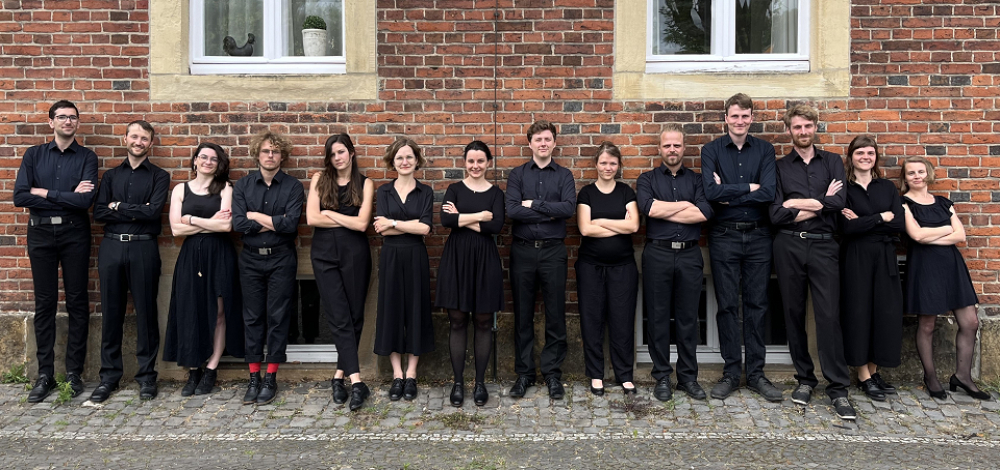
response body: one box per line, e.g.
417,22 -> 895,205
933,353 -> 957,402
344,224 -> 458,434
653,0 -> 712,55
284,0 -> 344,57
734,0 -> 798,54
204,0 -> 264,57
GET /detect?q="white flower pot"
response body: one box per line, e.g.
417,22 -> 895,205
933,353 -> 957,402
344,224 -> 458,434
302,29 -> 328,56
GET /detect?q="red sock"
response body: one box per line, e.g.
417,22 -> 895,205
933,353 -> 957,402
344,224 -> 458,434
249,362 -> 261,374
267,363 -> 279,374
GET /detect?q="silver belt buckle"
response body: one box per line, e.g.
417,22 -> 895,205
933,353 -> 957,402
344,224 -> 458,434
671,241 -> 684,249
119,234 -> 132,242
533,240 -> 544,248
257,247 -> 272,255
798,232 -> 807,239
50,216 -> 63,225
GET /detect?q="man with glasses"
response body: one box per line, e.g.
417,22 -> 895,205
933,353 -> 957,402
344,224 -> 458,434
14,100 -> 98,403
232,131 -> 304,405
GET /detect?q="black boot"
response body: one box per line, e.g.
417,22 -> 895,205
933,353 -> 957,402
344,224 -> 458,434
194,367 -> 217,395
256,372 -> 278,405
181,368 -> 202,397
243,372 -> 261,405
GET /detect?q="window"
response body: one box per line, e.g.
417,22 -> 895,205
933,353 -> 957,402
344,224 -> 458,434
190,0 -> 345,75
647,0 -> 810,73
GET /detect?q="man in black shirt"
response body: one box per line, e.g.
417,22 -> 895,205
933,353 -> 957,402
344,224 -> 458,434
90,120 -> 170,403
14,100 -> 98,403
700,93 -> 782,402
637,125 -> 712,401
505,120 -> 576,400
769,104 -> 855,420
232,131 -> 304,406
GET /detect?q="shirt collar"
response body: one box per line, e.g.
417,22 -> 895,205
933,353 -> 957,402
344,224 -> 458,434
46,139 -> 81,154
253,169 -> 287,184
658,163 -> 687,176
118,157 -> 155,171
788,147 -> 826,162
529,159 -> 560,171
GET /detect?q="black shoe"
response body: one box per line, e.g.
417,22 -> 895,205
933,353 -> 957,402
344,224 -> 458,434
27,375 -> 56,403
710,375 -> 740,400
508,375 -> 535,398
545,376 -> 565,400
450,382 -> 465,407
194,367 -> 217,395
349,382 -> 370,411
622,384 -> 637,396
89,382 -> 119,403
181,368 -> 202,397
138,380 -> 158,400
923,376 -> 947,400
949,374 -> 991,400
676,381 -> 707,400
331,378 -> 348,405
403,378 -> 418,401
653,377 -> 673,402
243,372 -> 262,405
870,372 -> 896,394
791,383 -> 813,405
256,372 -> 278,405
589,381 -> 605,397
747,376 -> 783,402
388,378 -> 404,401
473,382 -> 488,406
66,373 -> 84,398
833,397 -> 857,420
858,378 -> 886,401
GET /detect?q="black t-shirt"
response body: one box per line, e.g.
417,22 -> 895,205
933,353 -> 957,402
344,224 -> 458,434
578,182 -> 636,266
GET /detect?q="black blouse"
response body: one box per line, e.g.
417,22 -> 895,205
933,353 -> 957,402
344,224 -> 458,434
577,182 -> 636,266
841,177 -> 905,240
376,179 -> 434,244
440,182 -> 505,236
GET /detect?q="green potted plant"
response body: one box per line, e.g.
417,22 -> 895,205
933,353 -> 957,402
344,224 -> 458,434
302,15 -> 327,56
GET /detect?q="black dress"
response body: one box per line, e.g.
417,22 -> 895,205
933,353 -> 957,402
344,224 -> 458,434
163,183 -> 244,367
840,178 -> 904,367
310,177 -> 372,376
373,180 -> 435,356
435,182 -> 505,314
903,195 -> 979,315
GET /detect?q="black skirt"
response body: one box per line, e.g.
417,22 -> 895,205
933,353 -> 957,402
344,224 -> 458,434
435,229 -> 503,313
906,242 -> 979,315
373,236 -> 435,356
163,233 -> 245,367
840,236 -> 902,367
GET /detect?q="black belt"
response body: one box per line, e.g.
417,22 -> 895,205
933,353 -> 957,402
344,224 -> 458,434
779,230 -> 834,240
29,215 -> 76,226
715,221 -> 766,231
514,238 -> 563,249
648,239 -> 698,250
104,232 -> 155,242
243,243 -> 295,256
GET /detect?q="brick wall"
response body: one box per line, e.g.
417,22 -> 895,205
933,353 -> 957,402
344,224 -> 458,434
0,0 -> 997,318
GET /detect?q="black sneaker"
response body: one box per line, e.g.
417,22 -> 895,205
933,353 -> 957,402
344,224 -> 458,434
27,375 -> 57,403
747,376 -> 783,402
66,373 -> 85,398
870,373 -> 896,394
833,397 -> 857,420
710,375 -> 740,400
791,383 -> 813,405
181,368 -> 202,397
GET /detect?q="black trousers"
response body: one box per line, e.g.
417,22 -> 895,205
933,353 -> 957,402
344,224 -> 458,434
311,228 -> 371,376
98,237 -> 161,384
773,232 -> 850,398
509,240 -> 567,380
642,243 -> 703,383
239,247 -> 297,364
575,259 -> 637,383
27,216 -> 91,377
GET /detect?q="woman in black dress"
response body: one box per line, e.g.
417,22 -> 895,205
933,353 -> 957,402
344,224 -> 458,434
307,134 -> 376,411
373,138 -> 435,402
901,156 -> 987,400
839,136 -> 904,401
164,142 -> 244,396
437,141 -> 505,407
575,142 -> 640,396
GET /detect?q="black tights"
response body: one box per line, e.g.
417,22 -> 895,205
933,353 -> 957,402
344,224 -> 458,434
448,310 -> 493,384
916,306 -> 981,392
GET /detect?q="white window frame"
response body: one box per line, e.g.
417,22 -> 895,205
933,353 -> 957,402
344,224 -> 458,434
189,0 -> 346,75
646,0 -> 811,74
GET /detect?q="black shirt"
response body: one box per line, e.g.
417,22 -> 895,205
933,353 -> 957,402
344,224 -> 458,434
769,148 -> 847,233
376,179 -> 434,244
841,177 -> 904,240
94,157 -> 170,236
440,182 -> 505,236
13,139 -> 99,217
636,164 -> 713,242
232,170 -> 305,248
577,182 -> 636,266
505,159 -> 576,240
700,134 -> 776,222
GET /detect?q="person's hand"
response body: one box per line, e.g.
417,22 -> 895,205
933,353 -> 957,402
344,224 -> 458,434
826,179 -> 843,197
479,210 -> 493,222
713,172 -> 721,185
30,187 -> 48,198
521,200 -> 533,208
373,216 -> 393,233
210,209 -> 231,220
749,183 -> 761,192
74,180 -> 94,193
442,201 -> 459,214
841,208 -> 858,220
880,211 -> 894,222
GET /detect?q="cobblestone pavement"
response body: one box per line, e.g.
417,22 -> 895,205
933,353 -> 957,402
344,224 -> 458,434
1,379 -> 998,469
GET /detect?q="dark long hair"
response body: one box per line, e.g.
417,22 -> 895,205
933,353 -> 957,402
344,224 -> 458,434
191,142 -> 230,195
845,135 -> 882,184
316,133 -> 363,210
